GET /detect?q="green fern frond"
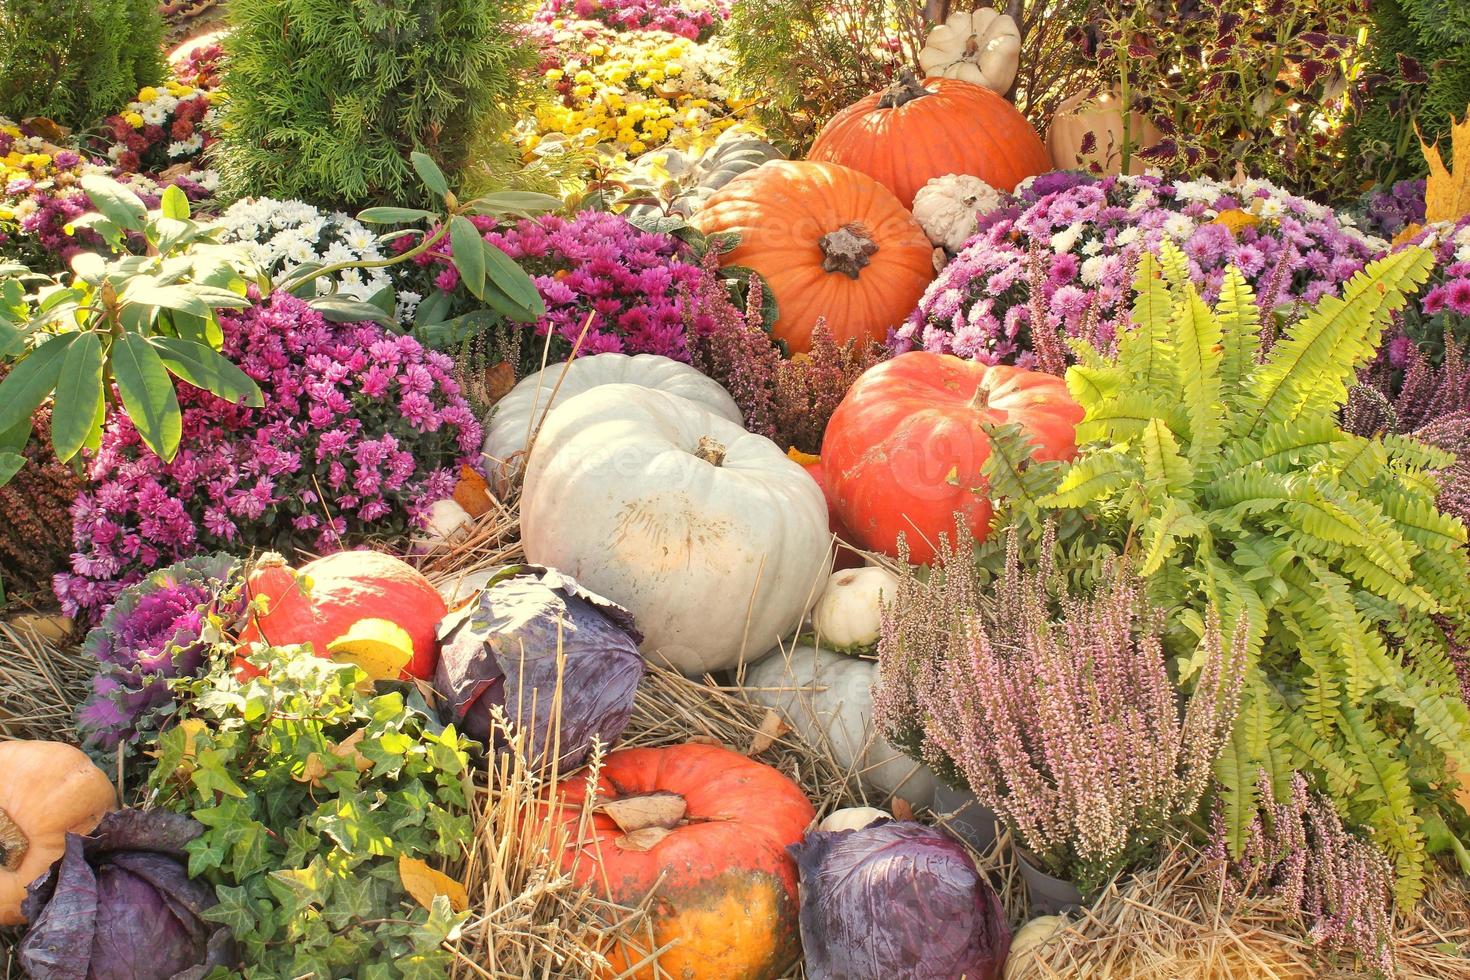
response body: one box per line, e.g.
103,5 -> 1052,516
979,421 -> 1068,513
1072,395 -> 1181,445
1038,448 -> 1138,509
1171,280 -> 1226,468
1339,702 -> 1426,908
1216,266 -> 1261,403
1118,250 -> 1179,398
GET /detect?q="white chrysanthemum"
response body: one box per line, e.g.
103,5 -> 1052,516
140,104 -> 168,126
1080,255 -> 1108,286
1081,239 -> 1103,257
1115,226 -> 1141,248
1172,180 -> 1219,205
1255,197 -> 1285,219
344,225 -> 375,251
1050,222 -> 1085,255
1163,213 -> 1194,240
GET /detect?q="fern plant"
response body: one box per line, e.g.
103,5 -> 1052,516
1021,241 -> 1470,907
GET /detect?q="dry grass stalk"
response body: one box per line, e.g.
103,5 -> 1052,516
0,620 -> 89,742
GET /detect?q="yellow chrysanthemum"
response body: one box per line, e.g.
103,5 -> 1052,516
137,86 -> 159,102
123,111 -> 145,128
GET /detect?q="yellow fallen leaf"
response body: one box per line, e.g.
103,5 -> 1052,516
330,729 -> 375,773
293,752 -> 329,787
399,855 -> 469,913
1392,222 -> 1425,248
786,447 -> 820,467
327,618 -> 414,681
1421,107 -> 1470,225
1211,209 -> 1259,236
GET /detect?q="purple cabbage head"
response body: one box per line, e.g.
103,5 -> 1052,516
434,564 -> 644,771
76,553 -> 241,750
790,820 -> 1012,980
19,809 -> 235,980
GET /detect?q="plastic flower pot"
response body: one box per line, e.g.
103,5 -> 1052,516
1014,848 -> 1085,916
931,781 -> 999,853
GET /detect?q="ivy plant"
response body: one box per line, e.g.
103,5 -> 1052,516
148,647 -> 475,979
1021,241 -> 1470,906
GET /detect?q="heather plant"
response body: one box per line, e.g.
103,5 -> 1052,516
1209,771 -> 1397,974
219,0 -> 532,207
898,172 -> 1386,368
75,552 -> 242,752
1028,242 -> 1470,905
1350,0 -> 1470,186
875,525 -> 1247,895
0,389 -> 80,602
1083,0 -> 1371,197
0,0 -> 164,129
54,291 -> 482,621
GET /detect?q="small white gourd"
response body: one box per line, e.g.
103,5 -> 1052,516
812,566 -> 901,651
918,9 -> 1022,95
817,806 -> 891,833
911,174 -> 1004,252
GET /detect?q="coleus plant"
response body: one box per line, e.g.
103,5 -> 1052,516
1027,241 -> 1470,906
0,153 -> 554,486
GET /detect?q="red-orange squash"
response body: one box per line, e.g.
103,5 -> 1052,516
236,550 -> 446,680
690,160 -> 933,354
788,449 -> 863,571
547,743 -> 815,979
821,352 -> 1083,564
808,74 -> 1051,209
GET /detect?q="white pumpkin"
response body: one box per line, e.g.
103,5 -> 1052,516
482,352 -> 742,494
918,9 -> 1021,95
743,644 -> 937,806
1004,915 -> 1068,978
521,384 -> 830,675
817,806 -> 891,833
811,566 -> 900,650
910,173 -> 1004,252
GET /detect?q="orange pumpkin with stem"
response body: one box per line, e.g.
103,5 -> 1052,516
808,73 -> 1051,209
546,743 -> 814,979
691,160 -> 934,354
821,351 -> 1083,564
0,741 -> 116,925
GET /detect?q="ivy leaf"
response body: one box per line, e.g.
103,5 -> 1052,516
50,330 -> 104,462
202,884 -> 258,937
113,332 -> 182,460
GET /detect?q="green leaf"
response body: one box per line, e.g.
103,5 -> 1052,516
113,332 -> 182,460
463,191 -> 562,218
356,206 -> 436,225
152,337 -> 264,407
482,241 -> 542,315
413,289 -> 452,327
160,183 -> 190,220
0,334 -> 75,433
309,295 -> 396,327
410,151 -> 449,197
79,173 -> 147,232
0,452 -> 24,487
449,215 -> 486,300
51,331 -> 104,462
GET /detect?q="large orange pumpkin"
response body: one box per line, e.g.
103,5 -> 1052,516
808,73 -> 1051,208
235,550 -> 446,680
821,352 -> 1082,564
0,741 -> 116,925
690,160 -> 933,354
547,743 -> 814,979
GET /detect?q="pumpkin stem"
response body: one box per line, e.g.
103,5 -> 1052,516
877,70 -> 932,109
968,382 -> 992,411
819,223 -> 879,280
0,807 -> 28,872
695,436 -> 727,467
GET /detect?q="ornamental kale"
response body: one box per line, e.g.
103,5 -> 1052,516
55,291 -> 480,621
898,173 -> 1386,369
1349,179 -> 1428,241
76,553 -> 241,751
148,649 -> 475,979
400,209 -> 720,372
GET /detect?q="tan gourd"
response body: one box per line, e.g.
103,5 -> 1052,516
1046,91 -> 1163,176
918,9 -> 1021,95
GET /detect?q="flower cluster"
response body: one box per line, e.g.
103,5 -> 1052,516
523,20 -> 760,163
1209,772 -> 1396,974
875,527 -> 1247,893
401,209 -> 719,368
213,197 -> 394,303
75,553 -> 241,751
535,0 -> 727,40
898,172 -> 1387,368
56,292 -> 480,620
98,78 -> 223,175
1397,214 -> 1470,356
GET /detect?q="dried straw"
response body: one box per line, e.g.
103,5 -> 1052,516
0,620 -> 88,743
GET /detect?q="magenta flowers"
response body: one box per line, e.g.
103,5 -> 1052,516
56,292 -> 480,621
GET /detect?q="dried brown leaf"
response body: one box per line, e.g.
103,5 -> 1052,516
614,827 -> 674,852
748,708 -> 790,756
596,791 -> 687,833
399,855 -> 470,912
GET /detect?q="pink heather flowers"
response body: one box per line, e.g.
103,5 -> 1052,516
1209,771 -> 1396,974
402,210 -> 719,367
55,292 -> 480,621
898,172 -> 1387,369
534,0 -> 727,40
875,526 -> 1247,894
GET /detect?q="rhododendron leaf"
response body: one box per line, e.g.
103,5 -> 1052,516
482,241 -> 543,315
161,184 -> 190,221
79,173 -> 146,233
121,279 -> 210,318
398,856 -> 469,913
475,285 -> 537,325
464,192 -> 560,219
309,295 -> 395,326
410,151 -> 449,198
414,289 -> 452,327
327,618 -> 414,680
113,332 -> 182,461
152,336 -> 264,408
71,250 -> 105,284
0,452 -> 23,486
52,330 -> 104,462
0,332 -> 73,434
449,215 -> 486,299
357,206 -> 435,225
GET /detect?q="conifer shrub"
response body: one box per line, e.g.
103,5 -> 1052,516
0,0 -> 165,128
218,0 -> 532,208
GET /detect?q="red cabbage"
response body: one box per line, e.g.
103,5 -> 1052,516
434,564 -> 644,771
790,819 -> 1011,980
18,809 -> 234,980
